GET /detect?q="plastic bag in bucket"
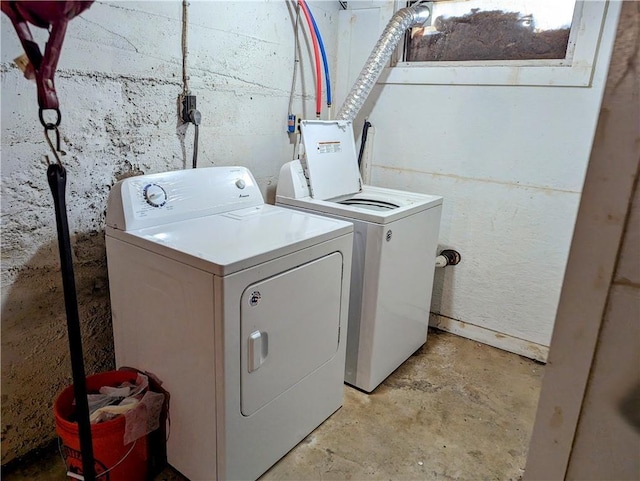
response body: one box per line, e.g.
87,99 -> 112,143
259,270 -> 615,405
54,371 -> 150,480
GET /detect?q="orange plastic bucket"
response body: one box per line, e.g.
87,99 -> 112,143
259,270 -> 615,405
54,371 -> 148,481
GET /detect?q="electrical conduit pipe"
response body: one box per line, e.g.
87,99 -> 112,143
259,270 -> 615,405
336,2 -> 431,122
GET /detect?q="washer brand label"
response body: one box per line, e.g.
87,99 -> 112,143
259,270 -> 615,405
317,141 -> 341,154
249,291 -> 261,306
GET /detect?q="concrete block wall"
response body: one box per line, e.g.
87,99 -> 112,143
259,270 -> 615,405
1,0 -> 339,463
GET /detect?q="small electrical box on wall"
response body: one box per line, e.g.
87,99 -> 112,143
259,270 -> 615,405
180,94 -> 197,124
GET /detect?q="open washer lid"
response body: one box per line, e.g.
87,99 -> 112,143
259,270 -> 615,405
300,120 -> 362,201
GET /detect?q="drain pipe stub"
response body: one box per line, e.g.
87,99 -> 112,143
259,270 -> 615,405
435,249 -> 462,268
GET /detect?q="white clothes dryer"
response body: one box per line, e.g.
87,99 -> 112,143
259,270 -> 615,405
105,166 -> 353,480
276,120 -> 443,393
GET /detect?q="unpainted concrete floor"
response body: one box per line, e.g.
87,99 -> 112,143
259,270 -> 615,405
3,330 -> 543,480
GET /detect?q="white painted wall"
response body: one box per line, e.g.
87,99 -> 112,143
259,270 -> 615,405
335,1 -> 621,357
1,0 -> 339,463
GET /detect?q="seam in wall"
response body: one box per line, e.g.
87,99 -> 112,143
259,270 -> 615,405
376,165 -> 582,195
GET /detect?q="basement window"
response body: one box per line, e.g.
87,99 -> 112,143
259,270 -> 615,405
384,0 -> 610,87
404,0 -> 577,63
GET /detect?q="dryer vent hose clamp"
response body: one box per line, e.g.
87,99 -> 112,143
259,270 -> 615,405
336,2 -> 431,121
435,249 -> 461,268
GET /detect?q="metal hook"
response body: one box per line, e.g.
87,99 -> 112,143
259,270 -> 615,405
44,125 -> 64,166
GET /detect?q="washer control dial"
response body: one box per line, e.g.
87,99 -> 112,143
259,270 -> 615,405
235,179 -> 246,189
143,183 -> 167,207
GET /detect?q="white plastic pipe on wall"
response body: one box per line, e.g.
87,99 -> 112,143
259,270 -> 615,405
336,2 -> 431,122
435,255 -> 449,268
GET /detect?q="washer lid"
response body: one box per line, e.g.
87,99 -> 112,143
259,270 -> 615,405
301,120 -> 362,201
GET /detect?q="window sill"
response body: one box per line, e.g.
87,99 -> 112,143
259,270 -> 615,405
381,63 -> 595,87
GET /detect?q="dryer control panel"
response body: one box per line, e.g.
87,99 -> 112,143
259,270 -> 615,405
106,166 -> 264,231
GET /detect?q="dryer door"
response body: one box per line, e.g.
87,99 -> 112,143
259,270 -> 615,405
240,252 -> 343,416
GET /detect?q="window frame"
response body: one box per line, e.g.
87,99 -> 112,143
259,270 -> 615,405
383,0 -> 609,87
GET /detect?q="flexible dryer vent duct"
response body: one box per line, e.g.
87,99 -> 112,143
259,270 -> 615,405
336,2 -> 431,121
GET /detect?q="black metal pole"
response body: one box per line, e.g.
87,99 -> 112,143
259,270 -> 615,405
47,164 -> 96,481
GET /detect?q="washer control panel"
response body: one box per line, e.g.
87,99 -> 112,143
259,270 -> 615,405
106,166 -> 264,231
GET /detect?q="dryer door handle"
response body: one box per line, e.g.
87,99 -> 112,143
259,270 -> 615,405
248,330 -> 268,373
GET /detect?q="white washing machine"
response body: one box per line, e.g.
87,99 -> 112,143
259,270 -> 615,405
105,166 -> 353,480
276,120 -> 443,393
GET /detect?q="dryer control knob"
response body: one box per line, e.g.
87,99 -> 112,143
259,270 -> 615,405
235,179 -> 246,189
143,183 -> 167,207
